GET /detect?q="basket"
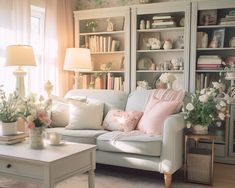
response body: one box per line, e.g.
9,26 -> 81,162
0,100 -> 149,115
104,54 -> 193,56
187,148 -> 212,184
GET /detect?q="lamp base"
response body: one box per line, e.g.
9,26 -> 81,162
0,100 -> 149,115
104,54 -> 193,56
13,66 -> 26,97
74,71 -> 81,89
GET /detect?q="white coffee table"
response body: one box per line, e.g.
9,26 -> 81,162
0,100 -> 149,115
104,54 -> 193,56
0,141 -> 96,188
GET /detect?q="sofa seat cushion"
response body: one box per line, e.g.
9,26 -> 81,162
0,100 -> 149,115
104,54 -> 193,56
46,128 -> 108,144
97,131 -> 162,157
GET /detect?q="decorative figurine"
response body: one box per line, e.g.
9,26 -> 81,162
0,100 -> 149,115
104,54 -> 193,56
44,80 -> 53,98
106,18 -> 114,32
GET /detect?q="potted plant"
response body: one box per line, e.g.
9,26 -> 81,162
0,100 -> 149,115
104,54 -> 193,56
183,82 -> 229,134
0,86 -> 22,135
86,20 -> 98,32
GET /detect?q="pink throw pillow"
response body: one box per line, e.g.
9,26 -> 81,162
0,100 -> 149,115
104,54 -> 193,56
103,109 -> 143,132
137,100 -> 181,136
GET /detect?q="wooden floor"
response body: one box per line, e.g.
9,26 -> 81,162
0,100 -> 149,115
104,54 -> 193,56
212,163 -> 235,188
0,162 -> 235,188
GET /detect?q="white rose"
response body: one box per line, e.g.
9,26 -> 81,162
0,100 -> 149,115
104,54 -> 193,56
200,88 -> 206,94
216,104 -> 221,110
212,82 -> 221,89
218,113 -> 225,120
199,94 -> 209,103
26,115 -> 34,122
220,100 -> 227,107
186,103 -> 194,111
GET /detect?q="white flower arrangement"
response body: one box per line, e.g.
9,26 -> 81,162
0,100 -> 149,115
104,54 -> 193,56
159,73 -> 176,84
184,82 -> 230,128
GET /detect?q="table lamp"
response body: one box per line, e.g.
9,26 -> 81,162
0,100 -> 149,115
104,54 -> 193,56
64,48 -> 92,89
5,45 -> 36,97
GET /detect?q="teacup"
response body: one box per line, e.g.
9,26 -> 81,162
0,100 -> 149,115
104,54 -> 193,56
48,132 -> 61,145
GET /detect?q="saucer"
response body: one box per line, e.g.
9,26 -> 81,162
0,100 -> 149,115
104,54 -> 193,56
48,140 -> 66,146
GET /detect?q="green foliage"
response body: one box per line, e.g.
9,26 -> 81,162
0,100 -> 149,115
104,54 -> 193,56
0,86 -> 23,123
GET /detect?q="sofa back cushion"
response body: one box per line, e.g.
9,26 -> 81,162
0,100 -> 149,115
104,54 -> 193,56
125,90 -> 153,111
65,89 -> 129,117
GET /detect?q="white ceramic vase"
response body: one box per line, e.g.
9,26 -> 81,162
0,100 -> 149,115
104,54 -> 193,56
192,124 -> 208,135
1,122 -> 17,136
167,82 -> 173,89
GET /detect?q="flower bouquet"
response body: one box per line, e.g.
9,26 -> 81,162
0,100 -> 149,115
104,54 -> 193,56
159,73 -> 176,89
183,82 -> 229,134
22,94 -> 52,149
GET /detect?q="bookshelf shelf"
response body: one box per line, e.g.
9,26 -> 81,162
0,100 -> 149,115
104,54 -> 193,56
80,30 -> 124,36
137,70 -> 184,73
198,25 -> 235,29
79,70 -> 124,73
137,49 -> 184,53
197,47 -> 235,51
91,51 -> 124,55
137,27 -> 184,33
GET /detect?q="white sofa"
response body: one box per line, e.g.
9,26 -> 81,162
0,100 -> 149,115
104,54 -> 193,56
47,89 -> 185,187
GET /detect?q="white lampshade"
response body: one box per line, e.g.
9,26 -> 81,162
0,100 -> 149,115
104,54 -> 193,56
5,45 -> 36,67
64,48 -> 92,71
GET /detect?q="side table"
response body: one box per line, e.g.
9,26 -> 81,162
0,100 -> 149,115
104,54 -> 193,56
184,133 -> 214,185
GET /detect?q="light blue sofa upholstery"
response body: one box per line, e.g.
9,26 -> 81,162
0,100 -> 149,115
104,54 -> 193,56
48,89 -> 185,186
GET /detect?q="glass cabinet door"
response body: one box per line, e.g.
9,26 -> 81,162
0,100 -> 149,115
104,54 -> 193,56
229,103 -> 235,156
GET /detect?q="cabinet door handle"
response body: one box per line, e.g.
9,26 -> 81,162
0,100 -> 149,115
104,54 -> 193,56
6,164 -> 12,168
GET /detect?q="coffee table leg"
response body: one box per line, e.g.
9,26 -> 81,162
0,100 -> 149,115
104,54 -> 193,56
88,169 -> 95,188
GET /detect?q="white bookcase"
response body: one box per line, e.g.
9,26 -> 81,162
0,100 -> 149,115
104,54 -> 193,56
190,0 -> 235,164
74,7 -> 131,92
130,1 -> 191,91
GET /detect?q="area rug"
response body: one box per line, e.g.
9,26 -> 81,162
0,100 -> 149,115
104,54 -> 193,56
0,163 -> 235,188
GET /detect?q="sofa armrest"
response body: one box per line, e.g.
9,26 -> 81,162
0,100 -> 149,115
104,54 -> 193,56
159,113 -> 185,174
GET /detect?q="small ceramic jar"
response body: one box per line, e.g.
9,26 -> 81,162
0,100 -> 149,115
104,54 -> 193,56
140,20 -> 145,30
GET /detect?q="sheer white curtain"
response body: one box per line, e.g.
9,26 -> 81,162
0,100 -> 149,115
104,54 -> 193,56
43,0 -> 76,97
0,0 -> 31,94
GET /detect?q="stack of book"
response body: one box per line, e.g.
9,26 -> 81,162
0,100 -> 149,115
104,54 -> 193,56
220,10 -> 235,25
197,55 -> 222,69
151,15 -> 176,28
0,132 -> 28,145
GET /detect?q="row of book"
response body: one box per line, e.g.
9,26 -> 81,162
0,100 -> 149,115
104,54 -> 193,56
197,55 -> 222,69
151,15 -> 176,28
84,35 -> 120,53
220,10 -> 235,25
196,73 -> 218,90
80,73 -> 124,91
0,132 -> 27,145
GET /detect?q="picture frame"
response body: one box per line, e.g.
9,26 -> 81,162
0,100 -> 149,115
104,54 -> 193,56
199,9 -> 217,26
212,28 -> 225,48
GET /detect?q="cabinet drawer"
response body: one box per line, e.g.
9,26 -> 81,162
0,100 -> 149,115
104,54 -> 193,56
198,143 -> 225,157
0,158 -> 43,179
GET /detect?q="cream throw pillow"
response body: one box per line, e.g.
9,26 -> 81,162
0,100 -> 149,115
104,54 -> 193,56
50,96 -> 87,127
66,100 -> 104,130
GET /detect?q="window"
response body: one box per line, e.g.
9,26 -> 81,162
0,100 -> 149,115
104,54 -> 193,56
29,5 -> 45,95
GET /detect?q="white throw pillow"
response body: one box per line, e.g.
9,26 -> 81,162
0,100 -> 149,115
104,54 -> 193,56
51,96 -> 69,127
50,96 -> 87,127
66,99 -> 104,130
